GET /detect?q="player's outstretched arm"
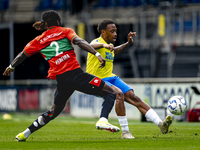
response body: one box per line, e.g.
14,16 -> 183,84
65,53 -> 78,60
3,51 -> 27,76
113,32 -> 136,55
90,43 -> 114,51
73,37 -> 106,68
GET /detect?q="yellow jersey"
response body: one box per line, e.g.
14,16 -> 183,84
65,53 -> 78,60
86,36 -> 116,79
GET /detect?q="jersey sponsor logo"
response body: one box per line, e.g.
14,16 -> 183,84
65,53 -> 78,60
55,54 -> 70,65
89,77 -> 101,87
40,31 -> 63,44
105,52 -> 114,61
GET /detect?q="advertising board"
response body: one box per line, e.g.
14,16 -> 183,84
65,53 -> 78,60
0,88 -> 17,111
70,83 -> 200,119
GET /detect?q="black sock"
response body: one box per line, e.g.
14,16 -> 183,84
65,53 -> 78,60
28,110 -> 54,133
28,119 -> 45,133
100,93 -> 116,119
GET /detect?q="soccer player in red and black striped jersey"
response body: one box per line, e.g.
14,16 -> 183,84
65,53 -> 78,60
3,10 -> 120,142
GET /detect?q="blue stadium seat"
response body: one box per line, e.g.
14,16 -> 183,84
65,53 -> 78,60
128,0 -> 143,6
0,0 -> 9,10
52,0 -> 68,10
37,0 -> 68,10
184,0 -> 200,3
93,0 -> 114,7
175,18 -> 200,32
118,0 -> 129,7
38,0 -> 52,10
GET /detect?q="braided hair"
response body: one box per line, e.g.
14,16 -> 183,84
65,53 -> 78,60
33,10 -> 61,31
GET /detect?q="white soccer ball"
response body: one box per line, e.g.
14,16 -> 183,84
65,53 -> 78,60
168,96 -> 187,115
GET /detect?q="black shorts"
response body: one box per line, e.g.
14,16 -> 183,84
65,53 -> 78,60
54,68 -> 105,106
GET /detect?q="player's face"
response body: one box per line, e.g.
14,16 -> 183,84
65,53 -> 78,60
103,24 -> 117,44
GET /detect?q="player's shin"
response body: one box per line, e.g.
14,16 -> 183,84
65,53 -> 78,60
28,110 -> 54,135
117,116 -> 129,131
100,93 -> 116,119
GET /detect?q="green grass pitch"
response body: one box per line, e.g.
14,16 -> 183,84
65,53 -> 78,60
0,114 -> 200,150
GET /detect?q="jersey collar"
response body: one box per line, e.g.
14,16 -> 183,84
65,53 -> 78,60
99,36 -> 113,46
47,26 -> 57,30
99,36 -> 108,44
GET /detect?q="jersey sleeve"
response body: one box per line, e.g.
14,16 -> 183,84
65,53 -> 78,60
64,28 -> 78,44
23,39 -> 39,57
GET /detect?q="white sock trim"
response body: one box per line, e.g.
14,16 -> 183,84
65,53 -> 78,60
23,128 -> 31,138
145,109 -> 162,126
118,116 -> 129,132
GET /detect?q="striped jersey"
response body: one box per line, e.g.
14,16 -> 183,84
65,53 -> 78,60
23,26 -> 81,80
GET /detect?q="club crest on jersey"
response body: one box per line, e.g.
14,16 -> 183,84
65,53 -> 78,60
89,77 -> 101,87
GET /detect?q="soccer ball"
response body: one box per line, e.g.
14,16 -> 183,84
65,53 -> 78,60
168,96 -> 187,115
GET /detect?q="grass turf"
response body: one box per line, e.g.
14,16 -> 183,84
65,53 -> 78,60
0,114 -> 200,150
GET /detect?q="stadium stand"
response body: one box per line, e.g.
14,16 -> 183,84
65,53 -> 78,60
0,0 -> 9,10
1,0 -> 200,78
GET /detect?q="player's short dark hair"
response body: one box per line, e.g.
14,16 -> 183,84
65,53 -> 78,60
97,20 -> 115,33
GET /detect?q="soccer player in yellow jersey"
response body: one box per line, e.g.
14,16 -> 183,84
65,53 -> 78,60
86,20 -> 172,139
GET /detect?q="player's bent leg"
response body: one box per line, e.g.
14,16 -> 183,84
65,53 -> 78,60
99,83 -> 116,119
111,85 -> 125,116
110,85 -> 134,138
124,90 -> 173,133
124,90 -> 151,115
15,104 -> 66,142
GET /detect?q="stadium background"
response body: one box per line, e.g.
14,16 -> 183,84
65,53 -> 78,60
0,0 -> 200,121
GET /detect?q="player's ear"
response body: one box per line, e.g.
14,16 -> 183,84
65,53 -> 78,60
57,19 -> 61,26
101,30 -> 106,35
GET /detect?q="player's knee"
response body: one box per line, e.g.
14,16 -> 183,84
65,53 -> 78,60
116,90 -> 124,101
125,91 -> 140,102
104,92 -> 116,104
109,92 -> 116,102
127,91 -> 134,99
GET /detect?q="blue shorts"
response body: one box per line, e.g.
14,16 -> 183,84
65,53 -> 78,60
102,76 -> 132,94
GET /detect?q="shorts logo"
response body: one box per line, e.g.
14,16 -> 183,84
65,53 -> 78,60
89,77 -> 101,87
94,79 -> 99,83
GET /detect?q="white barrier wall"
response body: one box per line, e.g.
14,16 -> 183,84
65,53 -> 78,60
70,83 -> 200,119
39,88 -> 55,110
0,89 -> 17,111
0,80 -> 200,119
70,90 -> 141,119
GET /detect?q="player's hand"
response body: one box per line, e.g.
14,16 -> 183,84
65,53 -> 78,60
127,32 -> 136,45
97,55 -> 106,68
3,67 -> 14,76
103,44 -> 114,52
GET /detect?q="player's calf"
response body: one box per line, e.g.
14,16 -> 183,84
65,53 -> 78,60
28,110 -> 55,133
